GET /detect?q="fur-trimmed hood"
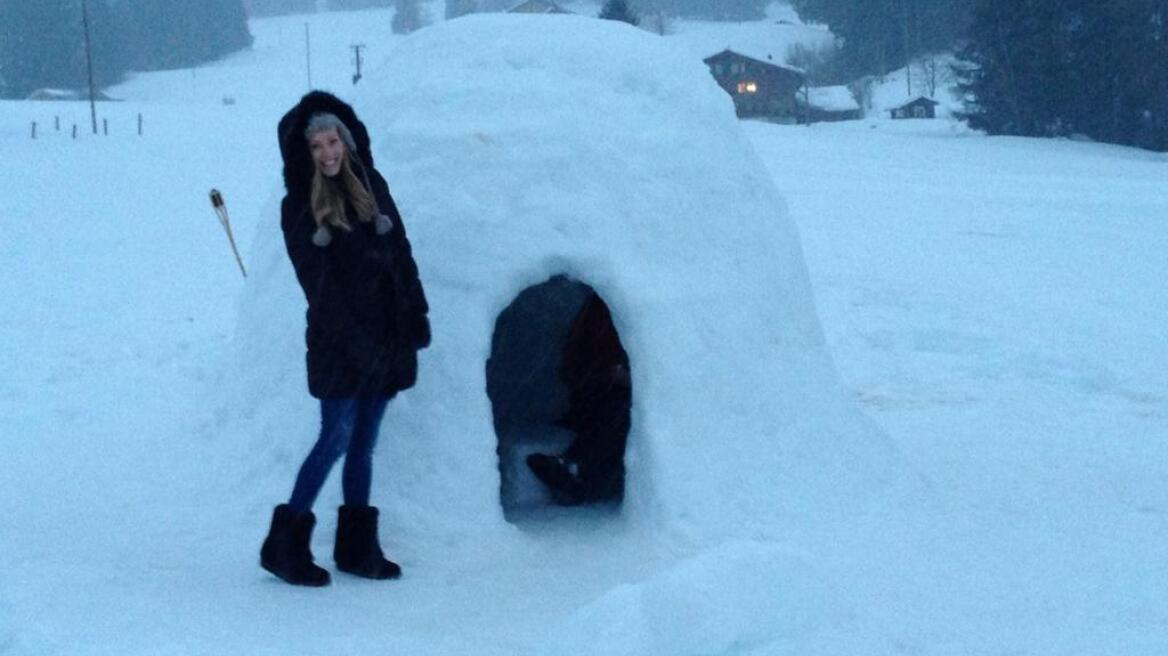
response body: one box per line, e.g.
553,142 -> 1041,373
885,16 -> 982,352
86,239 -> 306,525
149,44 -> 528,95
277,90 -> 377,198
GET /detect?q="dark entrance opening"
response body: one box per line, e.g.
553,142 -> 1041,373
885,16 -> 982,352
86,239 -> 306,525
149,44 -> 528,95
487,275 -> 631,522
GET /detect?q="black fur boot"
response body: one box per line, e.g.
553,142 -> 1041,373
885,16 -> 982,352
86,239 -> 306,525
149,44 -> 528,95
260,505 -> 330,587
334,505 -> 402,580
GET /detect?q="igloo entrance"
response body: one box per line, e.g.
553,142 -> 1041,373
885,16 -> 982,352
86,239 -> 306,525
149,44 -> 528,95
486,275 -> 631,522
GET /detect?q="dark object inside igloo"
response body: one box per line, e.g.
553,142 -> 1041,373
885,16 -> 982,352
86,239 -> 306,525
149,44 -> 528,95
486,275 -> 631,522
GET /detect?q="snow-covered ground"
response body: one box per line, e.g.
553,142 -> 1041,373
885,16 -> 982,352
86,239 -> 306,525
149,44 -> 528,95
861,53 -> 964,117
748,117 -> 1168,653
1,4 -> 1166,655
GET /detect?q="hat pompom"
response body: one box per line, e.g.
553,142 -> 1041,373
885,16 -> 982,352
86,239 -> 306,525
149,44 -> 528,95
312,225 -> 332,247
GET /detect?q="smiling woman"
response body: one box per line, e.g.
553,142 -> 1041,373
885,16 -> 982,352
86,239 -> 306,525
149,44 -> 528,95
260,91 -> 431,587
308,125 -> 345,177
302,112 -> 383,247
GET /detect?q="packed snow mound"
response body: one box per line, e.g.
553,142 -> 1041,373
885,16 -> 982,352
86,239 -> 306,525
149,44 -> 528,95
232,14 -> 904,544
533,540 -> 843,656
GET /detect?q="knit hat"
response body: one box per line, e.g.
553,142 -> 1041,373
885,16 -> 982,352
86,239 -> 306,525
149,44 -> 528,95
304,112 -> 359,155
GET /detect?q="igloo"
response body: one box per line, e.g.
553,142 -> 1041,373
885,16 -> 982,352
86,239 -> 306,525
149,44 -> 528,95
231,15 -> 902,548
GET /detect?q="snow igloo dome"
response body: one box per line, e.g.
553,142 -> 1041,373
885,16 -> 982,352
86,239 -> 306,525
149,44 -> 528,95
234,14 -> 901,545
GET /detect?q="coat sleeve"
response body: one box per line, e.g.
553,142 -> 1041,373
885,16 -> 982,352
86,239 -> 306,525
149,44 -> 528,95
281,196 -> 387,374
368,169 -> 431,349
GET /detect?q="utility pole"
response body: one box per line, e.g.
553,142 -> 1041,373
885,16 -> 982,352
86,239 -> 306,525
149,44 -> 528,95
351,44 -> 365,85
305,23 -> 313,89
81,0 -> 98,134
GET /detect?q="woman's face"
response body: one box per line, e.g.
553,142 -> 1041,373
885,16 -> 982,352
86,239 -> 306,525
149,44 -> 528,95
308,127 -> 346,177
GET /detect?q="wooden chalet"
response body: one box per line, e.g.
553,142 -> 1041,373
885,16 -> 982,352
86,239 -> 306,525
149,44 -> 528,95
703,49 -> 805,122
890,96 -> 939,119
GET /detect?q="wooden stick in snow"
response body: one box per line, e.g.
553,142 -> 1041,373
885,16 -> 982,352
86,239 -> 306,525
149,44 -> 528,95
210,189 -> 247,278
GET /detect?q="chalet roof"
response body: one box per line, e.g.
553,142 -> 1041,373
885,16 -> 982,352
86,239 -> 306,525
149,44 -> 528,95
703,48 -> 805,78
892,96 -> 940,109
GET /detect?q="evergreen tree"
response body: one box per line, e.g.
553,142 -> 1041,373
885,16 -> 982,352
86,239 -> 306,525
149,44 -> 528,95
0,0 -> 126,98
637,0 -> 766,22
599,0 -> 638,26
445,0 -> 478,20
331,0 -> 394,9
115,0 -> 253,71
791,0 -> 975,79
956,0 -> 1167,151
392,0 -> 425,33
243,0 -> 316,16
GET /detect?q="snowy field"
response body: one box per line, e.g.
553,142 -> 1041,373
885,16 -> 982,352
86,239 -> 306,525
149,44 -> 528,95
2,3 -> 1166,655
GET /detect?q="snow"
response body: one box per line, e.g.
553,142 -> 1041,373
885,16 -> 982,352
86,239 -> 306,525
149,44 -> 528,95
664,3 -> 833,66
1,4 -> 1166,655
228,13 -> 902,547
864,53 -> 964,117
805,85 -> 859,112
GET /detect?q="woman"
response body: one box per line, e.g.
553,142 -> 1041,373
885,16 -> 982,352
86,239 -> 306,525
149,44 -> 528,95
261,91 -> 430,587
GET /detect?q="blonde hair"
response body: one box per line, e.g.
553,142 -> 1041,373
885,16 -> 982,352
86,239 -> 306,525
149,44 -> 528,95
304,114 -> 378,231
309,151 -> 378,231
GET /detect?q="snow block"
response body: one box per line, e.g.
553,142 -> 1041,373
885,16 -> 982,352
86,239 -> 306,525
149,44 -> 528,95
230,14 -> 904,545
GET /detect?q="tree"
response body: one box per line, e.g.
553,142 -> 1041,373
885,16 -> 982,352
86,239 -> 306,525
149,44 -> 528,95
113,0 -> 253,71
637,0 -> 766,21
791,0 -> 975,80
445,0 -> 478,19
331,0 -> 394,9
599,0 -> 638,26
640,10 -> 674,36
786,42 -> 848,86
243,0 -> 316,16
392,0 -> 426,33
0,0 -> 126,98
956,0 -> 1168,151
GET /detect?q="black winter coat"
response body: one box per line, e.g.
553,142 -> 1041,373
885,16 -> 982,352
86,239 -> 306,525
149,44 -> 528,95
277,91 -> 430,399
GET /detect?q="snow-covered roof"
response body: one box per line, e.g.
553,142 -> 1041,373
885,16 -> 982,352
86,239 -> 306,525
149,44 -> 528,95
893,95 -> 940,108
25,87 -> 115,101
26,88 -> 81,100
806,85 -> 859,112
704,48 -> 806,76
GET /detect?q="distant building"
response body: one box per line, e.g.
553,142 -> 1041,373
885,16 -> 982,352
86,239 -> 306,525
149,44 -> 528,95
26,88 -> 116,102
890,96 -> 939,119
703,49 -> 805,122
508,0 -> 572,13
799,85 -> 862,123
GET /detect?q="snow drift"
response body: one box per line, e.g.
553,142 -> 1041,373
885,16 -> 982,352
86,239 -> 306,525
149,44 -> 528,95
228,14 -> 903,546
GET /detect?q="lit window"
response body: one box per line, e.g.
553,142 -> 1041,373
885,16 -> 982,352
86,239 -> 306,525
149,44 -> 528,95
737,81 -> 758,94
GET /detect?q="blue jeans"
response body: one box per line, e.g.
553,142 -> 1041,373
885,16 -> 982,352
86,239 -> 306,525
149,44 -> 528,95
288,396 -> 391,513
